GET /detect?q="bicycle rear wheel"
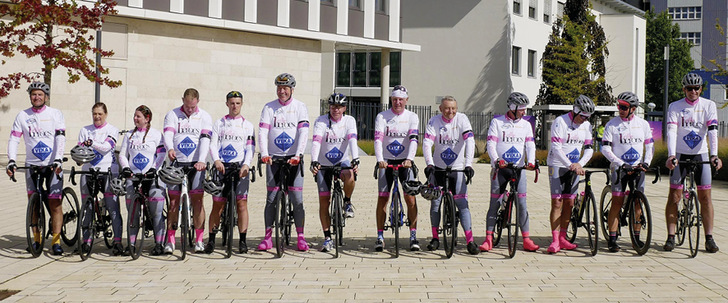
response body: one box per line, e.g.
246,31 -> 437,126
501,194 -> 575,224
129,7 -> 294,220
61,187 -> 80,247
686,193 -> 700,258
274,191 -> 286,258
566,196 -> 581,243
79,198 -> 95,261
26,193 -> 45,258
506,193 -> 519,259
676,194 -> 688,246
126,197 -> 145,260
331,189 -> 344,258
180,194 -> 190,260
442,193 -> 457,258
628,191 -> 651,255
584,191 -> 599,256
225,192 -> 235,258
392,190 -> 401,258
599,185 -> 613,241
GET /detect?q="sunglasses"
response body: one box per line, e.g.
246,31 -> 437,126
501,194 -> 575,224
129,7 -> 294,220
618,104 -> 630,111
393,85 -> 408,93
685,86 -> 701,92
578,113 -> 591,119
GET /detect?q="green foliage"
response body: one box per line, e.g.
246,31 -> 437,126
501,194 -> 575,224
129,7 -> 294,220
644,9 -> 694,111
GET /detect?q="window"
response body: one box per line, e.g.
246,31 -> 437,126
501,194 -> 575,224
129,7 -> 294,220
336,53 -> 351,87
528,6 -> 536,19
543,13 -> 550,23
512,46 -> 521,75
680,32 -> 702,45
513,0 -> 521,15
375,0 -> 386,13
668,7 -> 702,20
352,52 -> 367,87
543,0 -> 551,24
321,0 -> 335,6
349,0 -> 360,9
527,50 -> 536,77
557,2 -> 564,18
336,51 -> 402,87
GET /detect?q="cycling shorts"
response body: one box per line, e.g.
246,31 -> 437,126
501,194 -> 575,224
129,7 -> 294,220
316,160 -> 352,196
377,159 -> 417,197
548,166 -> 579,199
167,161 -> 206,195
25,165 -> 64,200
670,153 -> 712,190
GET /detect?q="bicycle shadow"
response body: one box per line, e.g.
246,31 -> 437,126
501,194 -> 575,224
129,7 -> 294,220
0,234 -> 38,259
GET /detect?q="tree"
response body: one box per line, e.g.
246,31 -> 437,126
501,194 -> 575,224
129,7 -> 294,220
644,9 -> 693,111
0,0 -> 121,100
537,0 -> 612,106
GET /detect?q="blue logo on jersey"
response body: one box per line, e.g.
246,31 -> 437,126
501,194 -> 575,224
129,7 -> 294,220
220,144 -> 238,163
440,148 -> 458,166
325,147 -> 344,164
31,142 -> 52,161
621,147 -> 640,165
501,146 -> 521,164
274,132 -> 294,151
683,130 -> 701,149
387,141 -> 405,157
90,150 -> 103,166
132,153 -> 149,171
567,149 -> 580,163
177,137 -> 197,157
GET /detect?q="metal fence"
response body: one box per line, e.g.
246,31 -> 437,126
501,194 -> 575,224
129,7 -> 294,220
720,121 -> 728,138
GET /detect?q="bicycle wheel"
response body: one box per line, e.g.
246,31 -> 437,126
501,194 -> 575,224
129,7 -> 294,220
331,189 -> 343,258
392,190 -> 401,258
676,194 -> 688,246
584,191 -> 599,256
628,191 -> 651,255
274,191 -> 286,258
599,185 -> 613,241
225,193 -> 235,258
79,198 -> 95,261
686,193 -> 701,258
442,193 -> 457,258
61,187 -> 80,247
284,198 -> 293,247
26,193 -> 45,258
506,193 -> 519,259
126,197 -> 145,260
565,196 -> 581,244
493,205 -> 504,247
180,193 -> 190,260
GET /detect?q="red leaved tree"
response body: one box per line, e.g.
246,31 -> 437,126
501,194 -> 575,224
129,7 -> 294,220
0,0 -> 121,101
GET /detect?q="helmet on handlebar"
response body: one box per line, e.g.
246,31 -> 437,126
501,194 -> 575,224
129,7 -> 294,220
420,183 -> 442,201
70,145 -> 96,164
109,177 -> 126,196
158,165 -> 185,185
203,178 -> 223,196
402,180 -> 423,196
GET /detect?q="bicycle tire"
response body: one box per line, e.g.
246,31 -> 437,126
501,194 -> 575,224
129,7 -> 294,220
585,191 -> 599,256
392,189 -> 401,258
285,198 -> 294,247
26,193 -> 45,258
225,190 -> 235,258
274,190 -> 285,258
442,193 -> 457,259
599,185 -> 613,241
628,191 -> 651,255
566,195 -> 581,244
676,194 -> 688,246
686,193 -> 701,258
332,188 -> 343,258
102,207 -> 113,249
180,193 -> 190,260
79,198 -> 95,261
506,193 -> 519,259
61,187 -> 80,247
493,205 -> 504,247
126,197 -> 144,260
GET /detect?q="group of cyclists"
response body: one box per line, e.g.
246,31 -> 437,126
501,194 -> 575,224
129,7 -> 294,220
5,71 -> 722,257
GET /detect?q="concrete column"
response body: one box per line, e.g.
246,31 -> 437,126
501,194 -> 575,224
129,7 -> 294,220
380,48 -> 390,107
308,0 -> 321,31
245,0 -> 257,22
278,0 -> 290,27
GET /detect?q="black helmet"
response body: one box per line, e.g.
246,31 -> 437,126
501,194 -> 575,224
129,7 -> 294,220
507,92 -> 529,109
328,93 -> 347,106
402,180 -> 423,196
226,91 -> 243,99
617,92 -> 639,107
573,95 -> 595,115
681,73 -> 703,87
274,73 -> 296,88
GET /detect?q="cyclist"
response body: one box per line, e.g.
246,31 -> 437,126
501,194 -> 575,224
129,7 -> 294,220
664,73 -> 723,253
163,88 -> 213,254
204,91 -> 255,254
6,82 -> 66,255
601,92 -> 654,252
76,102 -> 124,255
422,96 -> 479,255
118,105 -> 167,255
481,92 -> 539,252
546,94 -> 595,254
310,92 -> 359,252
257,73 -> 310,252
374,85 -> 421,251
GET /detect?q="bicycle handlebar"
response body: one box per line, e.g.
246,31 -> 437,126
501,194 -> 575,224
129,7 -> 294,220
615,165 -> 660,185
69,166 -> 112,186
373,163 -> 405,180
8,157 -> 68,182
492,160 -> 540,183
257,154 -> 304,178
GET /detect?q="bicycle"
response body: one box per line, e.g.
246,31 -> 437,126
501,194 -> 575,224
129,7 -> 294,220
125,170 -> 164,260
491,161 -> 539,259
599,165 -> 660,255
316,163 -> 354,258
373,163 -> 415,258
161,160 -> 198,259
672,158 -> 715,258
70,166 -> 115,260
210,162 -> 256,258
10,159 -> 80,258
565,169 -> 609,256
428,166 -> 473,258
258,154 -> 304,258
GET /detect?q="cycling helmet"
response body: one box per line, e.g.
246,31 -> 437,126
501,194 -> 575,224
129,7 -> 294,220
681,73 -> 703,87
402,180 -> 423,196
274,73 -> 296,88
27,81 -> 50,95
420,183 -> 442,201
617,91 -> 640,107
203,178 -> 223,196
226,90 -> 243,99
573,95 -> 595,115
158,165 -> 185,185
507,92 -> 530,110
328,93 -> 347,106
70,145 -> 96,164
110,178 -> 126,196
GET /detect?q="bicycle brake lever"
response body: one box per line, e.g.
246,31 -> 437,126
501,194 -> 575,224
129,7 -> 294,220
70,166 -> 77,186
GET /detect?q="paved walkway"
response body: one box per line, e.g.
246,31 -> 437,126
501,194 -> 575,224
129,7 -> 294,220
0,156 -> 727,302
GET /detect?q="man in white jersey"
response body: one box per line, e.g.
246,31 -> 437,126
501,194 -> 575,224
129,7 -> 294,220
664,73 -> 723,253
7,82 -> 66,255
546,95 -> 594,254
422,96 -> 479,255
163,88 -> 214,253
257,73 -> 311,252
310,93 -> 359,252
601,92 -> 654,252
374,85 -> 421,251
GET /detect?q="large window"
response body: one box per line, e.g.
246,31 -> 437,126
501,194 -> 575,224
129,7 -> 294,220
527,50 -> 537,77
528,5 -> 536,19
680,32 -> 702,45
375,0 -> 386,13
668,7 -> 702,20
512,46 -> 521,75
513,0 -> 521,15
349,0 -> 360,9
336,51 -> 401,87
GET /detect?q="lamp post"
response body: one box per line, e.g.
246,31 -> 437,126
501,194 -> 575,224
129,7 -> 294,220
662,44 -> 670,140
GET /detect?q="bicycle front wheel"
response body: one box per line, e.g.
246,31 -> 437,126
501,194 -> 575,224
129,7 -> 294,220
331,189 -> 344,258
585,191 -> 599,256
676,194 -> 688,246
179,193 -> 190,260
126,197 -> 145,260
392,190 -> 401,258
628,191 -> 651,255
225,194 -> 235,258
79,198 -> 96,261
686,193 -> 701,258
599,185 -> 613,241
442,193 -> 457,258
565,196 -> 581,244
61,187 -> 80,247
26,193 -> 45,258
506,193 -> 519,259
274,191 -> 286,258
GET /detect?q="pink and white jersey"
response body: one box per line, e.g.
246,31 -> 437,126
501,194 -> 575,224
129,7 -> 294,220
423,113 -> 475,169
8,106 -> 66,166
311,114 -> 359,166
547,112 -> 593,168
258,98 -> 309,157
374,109 -> 419,162
210,115 -> 255,166
119,128 -> 166,174
77,123 -> 119,171
666,97 -> 719,156
163,106 -> 213,163
601,115 -> 654,169
486,115 -> 535,167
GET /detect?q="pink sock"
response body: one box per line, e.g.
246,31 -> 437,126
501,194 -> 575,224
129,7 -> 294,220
166,230 -> 176,244
264,228 -> 272,239
522,231 -> 530,238
432,227 -> 439,239
195,229 -> 204,242
552,230 -> 559,242
465,230 -> 474,243
296,227 -> 304,237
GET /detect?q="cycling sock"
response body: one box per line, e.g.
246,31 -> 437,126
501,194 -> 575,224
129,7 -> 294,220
633,230 -> 640,239
609,235 -> 618,242
52,233 -> 61,245
167,229 -> 176,244
410,229 -> 417,241
239,233 -> 246,242
377,230 -> 384,240
324,230 -> 331,239
431,226 -> 439,239
706,234 -> 713,241
208,232 -> 217,243
551,230 -> 559,243
344,197 -> 351,203
465,230 -> 473,243
195,229 -> 204,243
610,231 -> 617,237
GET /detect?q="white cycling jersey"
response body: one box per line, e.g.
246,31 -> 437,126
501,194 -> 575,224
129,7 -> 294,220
119,128 -> 166,174
310,114 -> 359,166
163,106 -> 213,163
78,123 -> 119,171
374,109 -> 419,162
486,115 -> 535,167
210,115 -> 255,166
423,113 -> 475,169
258,98 -> 309,157
547,112 -> 593,168
8,106 -> 66,166
666,97 -> 719,157
601,115 -> 654,169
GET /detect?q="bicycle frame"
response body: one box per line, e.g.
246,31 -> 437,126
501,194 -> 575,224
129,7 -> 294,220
673,158 -> 714,257
491,161 -> 539,258
317,163 -> 352,257
373,163 -> 409,257
258,154 -> 304,258
70,166 -> 113,260
431,166 -> 471,258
